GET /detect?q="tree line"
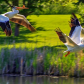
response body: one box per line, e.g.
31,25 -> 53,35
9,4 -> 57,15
0,0 -> 84,36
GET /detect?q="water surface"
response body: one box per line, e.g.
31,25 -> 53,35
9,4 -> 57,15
0,75 -> 84,84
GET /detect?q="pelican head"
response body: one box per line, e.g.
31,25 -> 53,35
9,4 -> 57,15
12,5 -> 29,10
69,18 -> 76,28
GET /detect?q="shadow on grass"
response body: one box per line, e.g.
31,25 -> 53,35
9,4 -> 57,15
0,35 -> 43,45
54,45 -> 66,48
0,19 -> 46,44
34,45 -> 67,55
36,27 -> 47,31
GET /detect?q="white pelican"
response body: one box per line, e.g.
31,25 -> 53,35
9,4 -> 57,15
0,5 -> 36,36
55,13 -> 84,57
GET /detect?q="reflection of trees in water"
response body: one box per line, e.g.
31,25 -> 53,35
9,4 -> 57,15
1,76 -> 84,84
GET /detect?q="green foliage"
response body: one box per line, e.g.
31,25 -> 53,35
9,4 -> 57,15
33,1 -> 78,15
0,46 -> 84,77
26,50 -> 33,67
0,0 -> 79,15
78,0 -> 84,3
32,51 -> 38,69
0,0 -> 50,16
44,53 -> 51,70
78,3 -> 84,27
0,2 -> 8,14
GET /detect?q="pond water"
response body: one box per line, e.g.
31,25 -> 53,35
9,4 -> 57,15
0,75 -> 84,84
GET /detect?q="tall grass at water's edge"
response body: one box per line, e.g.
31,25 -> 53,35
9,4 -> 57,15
0,45 -> 84,77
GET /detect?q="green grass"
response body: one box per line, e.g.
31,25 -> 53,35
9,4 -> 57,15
0,15 -> 72,49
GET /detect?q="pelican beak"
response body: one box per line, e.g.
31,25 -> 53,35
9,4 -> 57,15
16,5 -> 29,10
64,51 -> 70,57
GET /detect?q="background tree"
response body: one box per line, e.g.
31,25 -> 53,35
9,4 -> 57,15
0,0 -> 82,36
76,0 -> 84,27
78,0 -> 84,3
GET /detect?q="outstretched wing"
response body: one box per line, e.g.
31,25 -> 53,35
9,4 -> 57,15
10,14 -> 36,32
55,28 -> 78,50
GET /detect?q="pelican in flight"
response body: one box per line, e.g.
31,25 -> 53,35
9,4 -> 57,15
0,5 -> 36,36
55,13 -> 84,57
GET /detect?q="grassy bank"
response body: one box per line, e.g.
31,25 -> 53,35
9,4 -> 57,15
0,15 -> 83,77
0,47 -> 84,77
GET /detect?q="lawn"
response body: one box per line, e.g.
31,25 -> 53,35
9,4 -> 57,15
0,15 -> 71,49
